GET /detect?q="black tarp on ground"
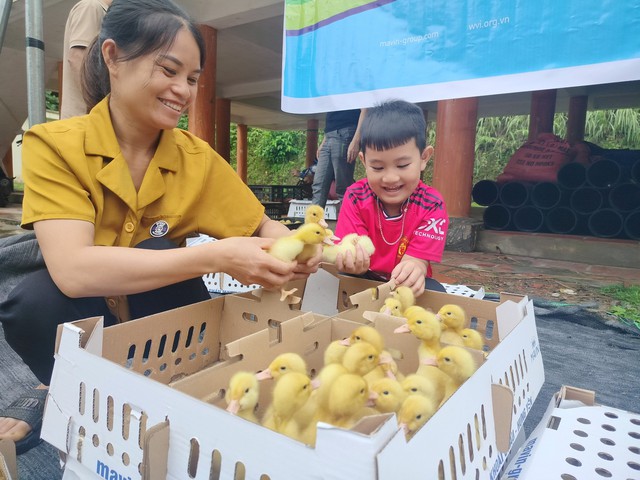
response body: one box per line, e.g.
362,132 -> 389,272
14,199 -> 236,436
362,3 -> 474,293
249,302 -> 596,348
1,298 -> 638,479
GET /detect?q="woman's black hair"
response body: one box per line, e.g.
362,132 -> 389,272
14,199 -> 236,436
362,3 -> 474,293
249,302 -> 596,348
82,0 -> 205,110
359,100 -> 427,154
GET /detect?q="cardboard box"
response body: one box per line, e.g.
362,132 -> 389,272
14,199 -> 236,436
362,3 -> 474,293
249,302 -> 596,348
0,440 -> 17,480
42,270 -> 544,480
501,385 -> 640,480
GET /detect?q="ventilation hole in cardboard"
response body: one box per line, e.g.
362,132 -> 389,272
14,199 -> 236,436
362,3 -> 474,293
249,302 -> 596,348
513,360 -> 520,384
259,475 -> 271,480
488,444 -> 493,458
304,341 -> 320,356
600,437 -> 615,446
341,290 -> 352,308
138,413 -> 148,449
504,372 -> 509,387
475,469 -> 480,480
629,461 -> 640,470
92,434 -> 99,447
175,357 -> 182,366
560,475 -> 577,480
122,452 -> 130,466
573,430 -> 588,437
448,446 -> 457,480
92,388 -> 100,423
570,443 -> 585,451
79,382 -> 86,415
138,463 -> 143,476
598,452 -> 614,461
242,312 -> 258,323
157,334 -> 167,357
519,355 -> 524,378
107,443 -> 114,456
631,418 -> 640,426
629,431 -> 640,440
142,340 -> 152,364
474,414 -> 481,448
189,353 -> 196,361
201,347 -> 210,357
144,369 -> 152,377
509,367 -> 516,392
458,434 -> 466,474
217,389 -> 226,401
594,467 -> 612,477
107,396 -> 114,431
188,438 -> 200,478
482,456 -> 487,470
79,426 -> 86,437
630,446 -> 640,455
522,349 -> 528,372
470,317 -> 478,330
518,396 -> 522,407
209,449 -> 222,480
601,424 -> 616,432
159,363 -> 167,371
467,423 -> 474,460
513,404 -> 517,415
234,462 -> 246,480
577,417 -> 591,424
602,411 -> 618,419
172,330 -> 181,353
547,416 -> 561,430
481,406 -> 487,439
186,326 -> 195,348
198,322 -> 207,343
437,459 -> 445,480
122,404 -> 131,440
565,457 -> 581,467
485,320 -> 494,339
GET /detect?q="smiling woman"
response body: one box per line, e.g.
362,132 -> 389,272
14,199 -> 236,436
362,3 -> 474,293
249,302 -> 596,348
0,0 -> 323,455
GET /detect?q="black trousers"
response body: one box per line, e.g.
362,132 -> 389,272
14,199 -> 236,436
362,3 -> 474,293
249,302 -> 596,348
0,237 -> 210,385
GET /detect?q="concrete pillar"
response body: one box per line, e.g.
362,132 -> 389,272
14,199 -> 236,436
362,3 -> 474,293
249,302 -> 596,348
188,25 -> 217,147
433,98 -> 478,218
57,61 -> 63,113
236,123 -> 248,184
528,90 -> 557,141
215,98 -> 231,162
2,148 -> 13,178
566,95 -> 588,145
306,118 -> 319,168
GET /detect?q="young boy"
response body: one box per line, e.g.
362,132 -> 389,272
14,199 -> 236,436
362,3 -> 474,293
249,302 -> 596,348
334,100 -> 448,295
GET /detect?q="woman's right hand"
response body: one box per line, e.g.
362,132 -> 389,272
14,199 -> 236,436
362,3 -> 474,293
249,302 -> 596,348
212,237 -> 297,289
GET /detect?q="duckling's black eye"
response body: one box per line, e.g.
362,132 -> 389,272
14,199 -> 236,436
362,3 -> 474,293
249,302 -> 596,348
280,366 -> 287,371
303,384 -> 308,390
245,388 -> 250,394
368,355 -> 374,360
355,336 -> 361,341
383,390 -> 389,395
411,388 -> 418,392
417,320 -> 422,324
444,357 -> 451,362
360,388 -> 365,394
416,414 -> 422,420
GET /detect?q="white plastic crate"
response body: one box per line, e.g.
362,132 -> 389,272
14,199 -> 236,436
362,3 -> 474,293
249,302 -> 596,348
442,283 -> 486,299
288,199 -> 341,220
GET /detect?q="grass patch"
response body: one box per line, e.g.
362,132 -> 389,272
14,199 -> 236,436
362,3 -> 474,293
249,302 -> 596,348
600,284 -> 640,330
13,181 -> 24,192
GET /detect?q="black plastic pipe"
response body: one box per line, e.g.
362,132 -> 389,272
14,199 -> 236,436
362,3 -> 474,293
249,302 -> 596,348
586,159 -> 623,189
513,206 -> 545,232
530,182 -> 563,210
499,182 -> 529,208
556,162 -> 587,190
483,204 -> 512,230
570,187 -> 604,215
608,183 -> 640,212
623,210 -> 640,240
545,206 -> 580,234
588,208 -> 624,238
471,180 -> 501,206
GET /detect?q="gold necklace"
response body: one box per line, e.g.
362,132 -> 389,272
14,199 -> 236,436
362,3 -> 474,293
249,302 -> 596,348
376,198 -> 408,246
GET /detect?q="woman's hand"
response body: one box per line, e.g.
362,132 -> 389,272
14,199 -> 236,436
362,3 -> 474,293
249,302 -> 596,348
292,244 -> 322,279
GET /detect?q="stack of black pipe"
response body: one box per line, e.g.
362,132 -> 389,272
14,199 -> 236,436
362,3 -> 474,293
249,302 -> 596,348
473,158 -> 640,240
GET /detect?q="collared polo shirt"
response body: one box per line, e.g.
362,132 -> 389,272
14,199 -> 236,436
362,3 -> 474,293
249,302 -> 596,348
22,97 -> 264,247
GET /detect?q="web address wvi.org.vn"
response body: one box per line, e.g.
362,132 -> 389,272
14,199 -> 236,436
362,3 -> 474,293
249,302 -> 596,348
468,16 -> 510,30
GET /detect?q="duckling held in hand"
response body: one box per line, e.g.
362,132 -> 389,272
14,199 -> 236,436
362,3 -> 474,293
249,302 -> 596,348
225,371 -> 260,424
397,394 -> 437,440
255,352 -> 307,381
322,233 -> 375,263
268,223 -> 328,263
436,345 -> 478,406
436,304 -> 467,346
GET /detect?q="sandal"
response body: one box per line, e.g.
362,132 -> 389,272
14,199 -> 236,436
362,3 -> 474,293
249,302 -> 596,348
0,389 -> 47,455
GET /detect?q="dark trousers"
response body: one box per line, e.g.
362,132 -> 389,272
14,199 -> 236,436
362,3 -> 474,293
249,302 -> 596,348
0,237 -> 210,385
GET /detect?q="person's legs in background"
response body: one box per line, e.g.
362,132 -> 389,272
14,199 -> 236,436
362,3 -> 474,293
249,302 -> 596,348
332,127 -> 357,200
311,131 -> 338,208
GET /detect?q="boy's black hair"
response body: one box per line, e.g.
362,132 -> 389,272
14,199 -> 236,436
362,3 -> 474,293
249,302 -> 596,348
360,100 -> 427,154
82,0 -> 205,110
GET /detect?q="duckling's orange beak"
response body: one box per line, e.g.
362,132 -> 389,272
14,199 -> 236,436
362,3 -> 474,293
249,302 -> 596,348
226,399 -> 240,414
255,369 -> 273,381
339,337 -> 352,346
393,324 -> 411,334
421,356 -> 438,367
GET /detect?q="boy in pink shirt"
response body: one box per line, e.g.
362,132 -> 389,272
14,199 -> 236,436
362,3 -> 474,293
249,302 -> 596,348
335,100 -> 448,295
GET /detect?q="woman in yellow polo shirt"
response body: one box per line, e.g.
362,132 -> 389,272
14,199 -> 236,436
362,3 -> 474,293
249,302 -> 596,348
0,0 -> 321,454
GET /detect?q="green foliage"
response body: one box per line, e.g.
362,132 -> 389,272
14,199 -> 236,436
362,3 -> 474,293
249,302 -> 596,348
177,114 -> 189,130
46,90 -> 59,112
599,284 -> 640,330
251,128 -> 307,165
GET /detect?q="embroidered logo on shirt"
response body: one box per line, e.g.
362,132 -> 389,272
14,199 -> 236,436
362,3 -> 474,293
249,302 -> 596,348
396,235 -> 409,262
150,220 -> 169,237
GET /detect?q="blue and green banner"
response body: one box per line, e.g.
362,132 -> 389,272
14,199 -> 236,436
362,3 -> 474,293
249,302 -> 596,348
282,0 -> 640,113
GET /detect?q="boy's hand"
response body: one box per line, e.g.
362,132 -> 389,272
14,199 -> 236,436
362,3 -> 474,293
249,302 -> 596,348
391,257 -> 428,296
336,243 -> 370,275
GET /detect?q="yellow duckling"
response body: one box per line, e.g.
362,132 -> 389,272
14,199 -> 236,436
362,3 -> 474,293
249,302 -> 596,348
436,304 -> 467,346
322,373 -> 369,429
268,223 -> 329,263
304,204 -> 329,228
255,352 -> 307,381
345,325 -> 401,383
262,372 -> 314,440
400,374 -> 439,406
341,341 -> 380,378
397,394 -> 437,440
322,233 -> 375,263
391,285 -> 416,313
368,377 -> 407,414
395,306 -> 442,364
225,371 -> 260,424
436,346 -> 478,406
379,297 -> 404,317
460,327 -> 484,351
